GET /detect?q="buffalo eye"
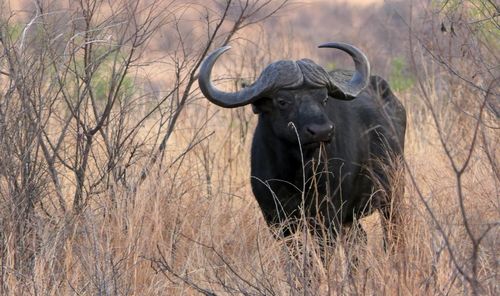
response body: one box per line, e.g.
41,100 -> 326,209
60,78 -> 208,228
276,98 -> 290,109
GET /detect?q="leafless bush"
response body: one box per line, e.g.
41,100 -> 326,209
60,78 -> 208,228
404,0 -> 499,294
0,0 -> 288,294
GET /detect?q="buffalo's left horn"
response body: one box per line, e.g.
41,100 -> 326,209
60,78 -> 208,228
319,42 -> 370,99
198,46 -> 265,108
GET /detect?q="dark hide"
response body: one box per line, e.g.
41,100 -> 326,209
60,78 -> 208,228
250,74 -> 406,243
198,44 -> 406,252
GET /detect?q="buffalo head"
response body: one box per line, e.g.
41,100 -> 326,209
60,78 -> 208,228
198,42 -> 370,149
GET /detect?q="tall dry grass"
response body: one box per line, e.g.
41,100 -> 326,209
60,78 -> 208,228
5,100 -> 496,295
1,0 -> 498,295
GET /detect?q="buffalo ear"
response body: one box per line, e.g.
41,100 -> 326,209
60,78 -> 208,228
251,97 -> 273,114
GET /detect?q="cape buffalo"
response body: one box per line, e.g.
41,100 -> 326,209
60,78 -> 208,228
198,42 -> 406,252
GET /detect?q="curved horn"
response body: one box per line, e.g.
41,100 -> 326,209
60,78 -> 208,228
318,42 -> 370,99
198,46 -> 266,108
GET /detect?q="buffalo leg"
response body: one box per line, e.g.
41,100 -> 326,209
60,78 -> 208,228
341,220 -> 367,269
380,203 -> 404,253
378,159 -> 405,253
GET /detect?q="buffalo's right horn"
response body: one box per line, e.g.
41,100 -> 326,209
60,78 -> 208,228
198,46 -> 267,108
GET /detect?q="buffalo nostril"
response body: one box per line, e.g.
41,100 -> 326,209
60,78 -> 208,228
306,124 -> 334,140
306,127 -> 316,136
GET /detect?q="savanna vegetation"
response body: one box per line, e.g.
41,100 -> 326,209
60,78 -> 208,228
0,0 -> 498,295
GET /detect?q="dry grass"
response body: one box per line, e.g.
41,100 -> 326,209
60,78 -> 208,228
2,101 -> 496,295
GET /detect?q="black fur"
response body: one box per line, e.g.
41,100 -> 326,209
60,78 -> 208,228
250,74 -> 406,242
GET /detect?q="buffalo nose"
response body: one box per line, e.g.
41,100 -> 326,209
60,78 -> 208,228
305,123 -> 334,141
